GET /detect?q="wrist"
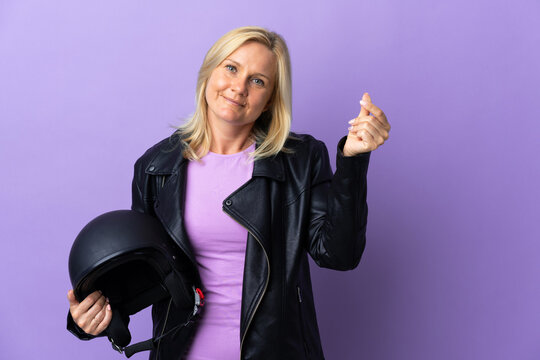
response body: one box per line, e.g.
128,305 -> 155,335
343,147 -> 356,157
338,136 -> 371,159
343,144 -> 366,157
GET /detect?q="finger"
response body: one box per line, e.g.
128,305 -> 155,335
352,121 -> 384,145
92,298 -> 109,324
356,116 -> 389,139
370,115 -> 391,135
86,294 -> 107,319
86,312 -> 101,334
360,101 -> 389,130
77,291 -> 103,314
94,303 -> 113,335
354,119 -> 387,143
359,98 -> 381,120
87,301 -> 108,335
354,125 -> 375,144
358,92 -> 371,117
78,296 -> 107,332
349,113 -> 385,129
67,289 -> 78,308
365,116 -> 390,140
73,293 -> 106,325
85,313 -> 102,335
351,133 -> 371,152
364,92 -> 372,104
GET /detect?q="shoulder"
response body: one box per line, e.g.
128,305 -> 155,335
283,132 -> 331,168
281,132 -> 332,184
133,132 -> 185,174
284,132 -> 329,159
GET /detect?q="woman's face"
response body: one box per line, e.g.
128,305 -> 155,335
205,41 -> 277,131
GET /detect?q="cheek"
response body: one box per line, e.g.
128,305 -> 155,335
206,81 -> 223,107
208,74 -> 228,94
254,91 -> 272,110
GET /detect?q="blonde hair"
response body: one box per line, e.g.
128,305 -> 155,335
177,26 -> 293,160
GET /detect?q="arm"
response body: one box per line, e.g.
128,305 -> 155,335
307,136 -> 370,271
131,156 -> 149,214
66,154 -> 150,340
307,93 -> 389,270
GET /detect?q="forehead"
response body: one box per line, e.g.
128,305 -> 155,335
226,41 -> 277,77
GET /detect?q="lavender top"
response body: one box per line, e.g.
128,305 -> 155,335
183,143 -> 255,360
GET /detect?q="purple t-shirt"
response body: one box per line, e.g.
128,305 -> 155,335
183,143 -> 255,360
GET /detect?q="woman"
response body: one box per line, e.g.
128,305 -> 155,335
67,26 -> 390,359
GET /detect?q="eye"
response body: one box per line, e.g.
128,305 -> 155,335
252,78 -> 265,86
225,64 -> 237,72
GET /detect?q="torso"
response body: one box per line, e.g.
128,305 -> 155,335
183,143 -> 255,359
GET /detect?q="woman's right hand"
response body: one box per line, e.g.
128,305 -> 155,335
67,289 -> 112,335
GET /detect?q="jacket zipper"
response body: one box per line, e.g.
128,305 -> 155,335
223,210 -> 270,359
297,285 -> 310,358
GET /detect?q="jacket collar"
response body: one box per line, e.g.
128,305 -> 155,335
144,133 -> 285,182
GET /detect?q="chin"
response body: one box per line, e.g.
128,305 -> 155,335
214,107 -> 245,121
216,112 -> 241,123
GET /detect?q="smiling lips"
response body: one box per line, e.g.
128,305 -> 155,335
222,95 -> 246,107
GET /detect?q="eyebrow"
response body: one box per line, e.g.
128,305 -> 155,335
225,59 -> 271,80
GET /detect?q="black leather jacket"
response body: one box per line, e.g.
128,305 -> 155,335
68,132 -> 370,359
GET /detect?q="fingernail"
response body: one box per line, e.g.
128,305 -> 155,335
348,126 -> 353,131
360,100 -> 367,106
348,119 -> 355,124
107,304 -> 111,311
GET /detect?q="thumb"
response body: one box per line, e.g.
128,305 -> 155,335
67,289 -> 79,306
358,92 -> 372,117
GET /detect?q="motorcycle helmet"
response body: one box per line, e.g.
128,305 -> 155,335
68,210 -> 204,357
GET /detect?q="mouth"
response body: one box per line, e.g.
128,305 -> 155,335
222,95 -> 245,107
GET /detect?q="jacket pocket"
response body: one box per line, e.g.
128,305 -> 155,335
297,285 -> 311,358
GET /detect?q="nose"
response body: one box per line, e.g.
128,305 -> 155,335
231,76 -> 248,96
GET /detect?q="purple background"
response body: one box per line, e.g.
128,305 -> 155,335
1,1 -> 539,359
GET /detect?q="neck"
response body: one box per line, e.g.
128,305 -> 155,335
207,119 -> 255,155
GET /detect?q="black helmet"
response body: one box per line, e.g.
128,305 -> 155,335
68,210 -> 204,357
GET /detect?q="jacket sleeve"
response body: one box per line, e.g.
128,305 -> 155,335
307,136 -> 370,271
66,312 -> 103,340
131,156 -> 149,214
131,147 -> 162,216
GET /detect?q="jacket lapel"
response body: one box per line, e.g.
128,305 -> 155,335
224,153 -> 285,254
148,135 -> 286,267
144,137 -> 198,268
153,164 -> 198,267
222,152 -> 285,344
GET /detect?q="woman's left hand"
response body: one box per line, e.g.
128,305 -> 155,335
343,92 -> 391,156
